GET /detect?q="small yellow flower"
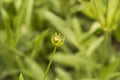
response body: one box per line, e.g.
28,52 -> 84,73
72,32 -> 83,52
51,33 -> 65,47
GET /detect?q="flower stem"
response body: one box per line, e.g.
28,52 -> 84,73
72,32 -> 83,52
102,32 -> 110,65
42,46 -> 57,80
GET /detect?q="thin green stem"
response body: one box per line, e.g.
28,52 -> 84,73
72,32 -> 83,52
42,46 -> 57,80
102,32 -> 110,65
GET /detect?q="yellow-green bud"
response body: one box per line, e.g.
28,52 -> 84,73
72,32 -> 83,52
51,33 -> 65,47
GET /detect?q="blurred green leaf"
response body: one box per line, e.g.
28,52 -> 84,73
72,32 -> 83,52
106,0 -> 120,27
25,57 -> 47,80
91,0 -> 105,25
24,0 -> 34,29
81,22 -> 101,44
55,67 -> 72,80
72,17 -> 83,41
13,0 -> 28,46
31,29 -> 48,59
72,1 -> 96,19
54,53 -> 100,69
86,36 -> 104,56
54,53 -> 82,68
1,8 -> 13,46
19,73 -> 24,80
100,58 -> 119,79
114,25 -> 120,42
14,0 -> 22,11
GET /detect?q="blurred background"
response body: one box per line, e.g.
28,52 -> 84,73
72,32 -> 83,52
0,0 -> 120,80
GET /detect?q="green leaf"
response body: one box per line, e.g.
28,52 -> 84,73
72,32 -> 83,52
72,17 -> 83,41
55,67 -> 72,80
19,73 -> 24,80
100,59 -> 119,79
81,22 -> 101,44
25,57 -> 47,80
106,72 -> 120,80
53,53 -> 99,69
14,0 -> 22,11
14,0 -> 27,29
24,0 -> 34,29
31,29 -> 48,59
13,0 -> 28,46
106,0 -> 120,27
72,1 -> 96,19
86,36 -> 104,56
91,0 -> 105,25
53,53 -> 82,68
1,8 -> 13,46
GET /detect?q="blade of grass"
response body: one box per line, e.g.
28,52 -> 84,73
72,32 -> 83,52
100,58 -> 119,79
86,36 -> 104,56
91,0 -> 104,27
1,8 -> 13,46
107,0 -> 120,28
31,29 -> 48,59
13,0 -> 28,46
55,67 -> 72,80
24,0 -> 34,31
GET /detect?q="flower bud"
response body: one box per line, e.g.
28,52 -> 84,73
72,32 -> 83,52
51,33 -> 65,47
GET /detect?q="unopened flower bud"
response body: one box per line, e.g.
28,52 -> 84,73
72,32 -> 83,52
51,33 -> 65,47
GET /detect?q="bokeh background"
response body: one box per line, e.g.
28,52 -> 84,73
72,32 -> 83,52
0,0 -> 120,80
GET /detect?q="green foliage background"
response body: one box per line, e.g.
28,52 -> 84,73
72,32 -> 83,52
0,0 -> 120,80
